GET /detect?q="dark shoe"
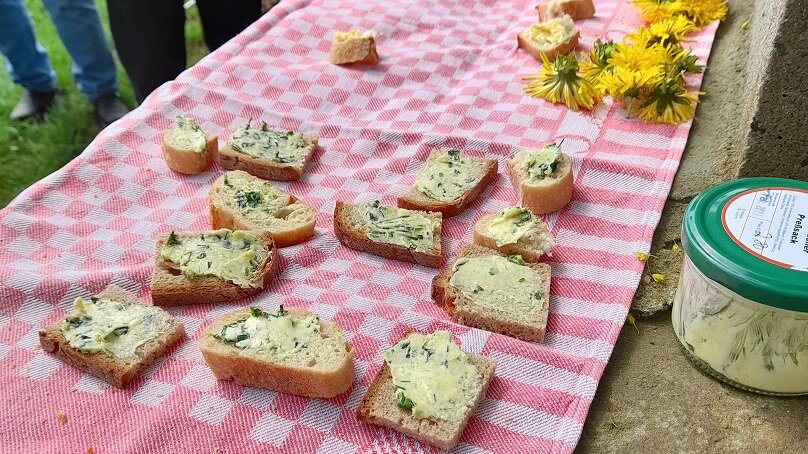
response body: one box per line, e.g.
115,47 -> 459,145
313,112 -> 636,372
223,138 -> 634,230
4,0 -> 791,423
10,89 -> 56,122
93,93 -> 130,127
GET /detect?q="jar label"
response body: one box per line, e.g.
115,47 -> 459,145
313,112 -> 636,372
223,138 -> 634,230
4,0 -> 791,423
722,188 -> 808,271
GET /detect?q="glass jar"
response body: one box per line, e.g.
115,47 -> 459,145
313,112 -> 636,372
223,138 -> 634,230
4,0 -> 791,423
672,178 -> 808,395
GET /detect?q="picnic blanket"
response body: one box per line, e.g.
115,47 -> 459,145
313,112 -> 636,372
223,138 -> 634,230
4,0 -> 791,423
0,0 -> 720,452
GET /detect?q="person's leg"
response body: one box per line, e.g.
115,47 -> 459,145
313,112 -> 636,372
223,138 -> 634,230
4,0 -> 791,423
106,0 -> 185,104
195,0 -> 261,51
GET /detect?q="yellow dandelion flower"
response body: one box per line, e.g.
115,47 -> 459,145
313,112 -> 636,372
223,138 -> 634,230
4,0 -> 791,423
524,53 -> 600,111
637,76 -> 700,124
630,0 -> 681,24
667,48 -> 703,75
609,39 -> 669,72
597,65 -> 663,100
649,16 -> 696,46
580,38 -> 616,82
651,273 -> 665,282
678,0 -> 728,27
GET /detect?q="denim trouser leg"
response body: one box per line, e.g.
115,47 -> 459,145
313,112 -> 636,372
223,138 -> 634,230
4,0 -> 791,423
42,0 -> 117,101
0,0 -> 56,92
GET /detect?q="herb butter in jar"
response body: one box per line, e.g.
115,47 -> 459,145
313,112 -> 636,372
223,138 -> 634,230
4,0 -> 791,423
672,178 -> 808,395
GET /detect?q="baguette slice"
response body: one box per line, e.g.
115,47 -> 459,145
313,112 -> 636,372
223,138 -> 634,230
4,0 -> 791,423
357,332 -> 496,451
161,116 -> 218,175
432,245 -> 551,342
330,29 -> 379,65
200,306 -> 354,398
208,170 -> 316,247
473,207 -> 555,262
334,200 -> 442,267
219,123 -> 318,182
397,149 -> 498,218
517,15 -> 580,62
506,146 -> 574,215
39,285 -> 185,388
537,0 -> 596,21
150,229 -> 280,306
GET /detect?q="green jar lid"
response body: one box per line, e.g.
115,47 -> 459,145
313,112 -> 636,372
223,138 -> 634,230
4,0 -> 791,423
682,177 -> 808,312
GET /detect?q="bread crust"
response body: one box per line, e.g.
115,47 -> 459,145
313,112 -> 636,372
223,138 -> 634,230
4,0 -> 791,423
537,0 -> 596,21
161,131 -> 218,175
218,136 -> 318,182
506,152 -> 574,215
517,28 -> 580,62
330,35 -> 379,65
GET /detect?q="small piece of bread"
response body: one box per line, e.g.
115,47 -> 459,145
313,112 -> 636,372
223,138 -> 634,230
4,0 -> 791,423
38,285 -> 185,388
161,116 -> 218,175
208,170 -> 316,247
330,29 -> 379,65
333,200 -> 442,267
219,122 -> 318,182
199,307 -> 354,398
150,230 -> 280,306
473,207 -> 555,262
397,149 -> 498,218
506,147 -> 574,215
536,0 -> 596,21
432,245 -> 551,342
517,15 -> 580,62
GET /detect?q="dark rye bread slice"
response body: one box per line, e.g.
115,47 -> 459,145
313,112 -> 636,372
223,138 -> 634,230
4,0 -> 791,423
219,133 -> 318,182
333,201 -> 442,268
38,285 -> 185,388
150,230 -> 280,306
432,244 -> 551,342
357,353 -> 496,450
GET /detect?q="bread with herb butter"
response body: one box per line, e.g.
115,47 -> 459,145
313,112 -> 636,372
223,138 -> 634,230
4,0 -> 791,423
517,15 -> 580,61
432,245 -> 551,342
536,0 -> 595,21
161,116 -> 218,175
506,143 -> 574,215
334,200 -> 443,267
38,285 -> 185,388
397,149 -> 498,218
329,29 -> 379,65
200,306 -> 354,398
219,121 -> 318,182
150,229 -> 280,306
208,170 -> 316,247
357,331 -> 495,450
473,206 -> 555,262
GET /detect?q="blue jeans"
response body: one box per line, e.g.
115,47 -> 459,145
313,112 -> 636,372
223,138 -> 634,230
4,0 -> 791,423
0,0 -> 117,101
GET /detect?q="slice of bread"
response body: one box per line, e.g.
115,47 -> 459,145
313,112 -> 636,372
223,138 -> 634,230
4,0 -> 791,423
473,207 -> 555,262
537,0 -> 596,21
330,29 -> 379,65
334,200 -> 442,267
219,122 -> 318,182
506,145 -> 574,215
517,15 -> 580,62
356,332 -> 496,450
150,229 -> 280,306
208,170 -> 316,248
39,285 -> 185,388
199,306 -> 354,398
161,116 -> 218,175
432,245 -> 551,342
397,149 -> 498,218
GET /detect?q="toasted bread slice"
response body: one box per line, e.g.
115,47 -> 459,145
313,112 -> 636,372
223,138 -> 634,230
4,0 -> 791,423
357,331 -> 495,451
200,306 -> 354,398
397,149 -> 498,218
517,15 -> 580,61
219,122 -> 318,182
473,206 -> 555,262
208,170 -> 316,247
38,285 -> 185,388
506,144 -> 573,215
161,116 -> 218,175
330,29 -> 379,65
334,200 -> 442,267
537,0 -> 596,21
432,245 -> 551,343
150,229 -> 280,306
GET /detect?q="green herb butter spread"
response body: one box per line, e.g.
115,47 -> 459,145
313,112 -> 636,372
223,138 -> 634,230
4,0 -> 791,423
414,149 -> 484,202
60,297 -> 159,358
384,331 -> 482,420
450,255 -> 543,317
228,122 -> 310,165
360,201 -> 436,252
166,116 -> 206,152
216,306 -> 322,362
487,207 -> 536,247
221,172 -> 311,227
512,144 -> 561,184
160,229 -> 264,288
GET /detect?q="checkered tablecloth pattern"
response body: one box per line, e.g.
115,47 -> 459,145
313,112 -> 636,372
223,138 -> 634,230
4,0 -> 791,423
0,0 -> 719,452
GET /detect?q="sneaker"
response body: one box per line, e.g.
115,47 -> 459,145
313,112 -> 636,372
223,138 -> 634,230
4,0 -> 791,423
10,89 -> 56,122
93,93 -> 130,128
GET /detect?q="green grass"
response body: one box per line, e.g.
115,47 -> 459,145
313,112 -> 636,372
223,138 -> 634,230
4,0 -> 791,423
0,0 -> 208,208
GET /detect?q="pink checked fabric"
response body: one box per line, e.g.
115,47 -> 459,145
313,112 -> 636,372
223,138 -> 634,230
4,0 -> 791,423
0,0 -> 719,452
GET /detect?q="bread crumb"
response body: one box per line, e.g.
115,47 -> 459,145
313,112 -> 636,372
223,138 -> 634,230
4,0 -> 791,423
56,411 -> 68,424
86,448 -> 94,454
503,414 -> 514,424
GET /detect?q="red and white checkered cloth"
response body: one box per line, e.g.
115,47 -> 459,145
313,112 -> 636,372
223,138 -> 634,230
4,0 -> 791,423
0,0 -> 719,452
